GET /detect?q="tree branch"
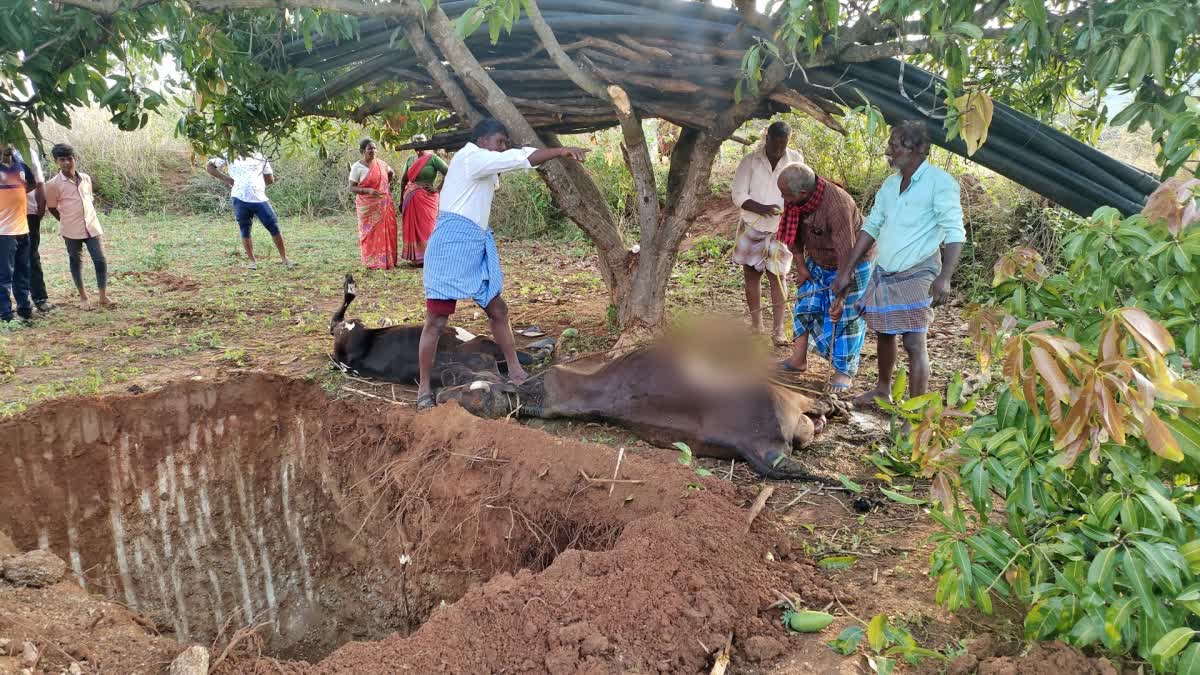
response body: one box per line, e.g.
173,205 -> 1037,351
59,0 -> 412,15
523,0 -> 609,101
400,14 -> 483,125
608,84 -> 661,245
522,0 -> 663,260
407,0 -> 629,278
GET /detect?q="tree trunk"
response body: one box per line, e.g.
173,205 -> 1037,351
401,0 -> 781,346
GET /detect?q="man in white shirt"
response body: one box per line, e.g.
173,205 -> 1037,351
730,121 -> 805,345
16,148 -> 52,312
206,154 -> 294,269
417,118 -> 588,410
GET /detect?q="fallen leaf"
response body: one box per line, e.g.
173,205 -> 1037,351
954,91 -> 995,156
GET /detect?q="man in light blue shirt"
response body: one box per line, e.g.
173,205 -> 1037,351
832,121 -> 965,407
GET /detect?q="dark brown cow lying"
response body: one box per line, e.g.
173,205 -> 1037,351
437,343 -> 840,482
330,274 -> 537,385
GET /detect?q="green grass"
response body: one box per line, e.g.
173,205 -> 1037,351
3,208 -> 747,412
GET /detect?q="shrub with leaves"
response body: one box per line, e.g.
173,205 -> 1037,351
900,181 -> 1200,671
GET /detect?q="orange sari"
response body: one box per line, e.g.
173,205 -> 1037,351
401,153 -> 438,264
355,159 -> 398,270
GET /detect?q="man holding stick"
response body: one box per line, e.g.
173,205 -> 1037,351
416,118 -> 588,410
730,121 -> 805,345
776,164 -> 874,393
831,121 -> 965,407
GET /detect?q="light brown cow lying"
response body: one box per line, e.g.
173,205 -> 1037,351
437,343 -> 840,482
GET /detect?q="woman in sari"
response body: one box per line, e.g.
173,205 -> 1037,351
399,138 -> 448,265
348,139 -> 398,269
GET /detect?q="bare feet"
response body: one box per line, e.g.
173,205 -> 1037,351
507,367 -> 529,385
99,297 -> 116,309
852,386 -> 891,408
772,329 -> 789,347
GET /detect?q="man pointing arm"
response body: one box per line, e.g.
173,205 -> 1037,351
417,118 -> 588,410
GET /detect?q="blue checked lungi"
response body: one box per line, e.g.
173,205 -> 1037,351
793,258 -> 872,376
423,212 -> 503,308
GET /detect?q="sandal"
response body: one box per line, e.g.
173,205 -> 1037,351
776,360 -> 807,373
827,381 -> 852,395
416,392 -> 436,411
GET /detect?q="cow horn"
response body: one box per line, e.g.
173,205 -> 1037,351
469,380 -> 492,392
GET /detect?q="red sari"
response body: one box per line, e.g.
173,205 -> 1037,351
401,153 -> 439,264
355,159 -> 398,270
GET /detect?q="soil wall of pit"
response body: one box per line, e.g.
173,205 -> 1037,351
3,374 -> 837,672
0,376 -> 420,657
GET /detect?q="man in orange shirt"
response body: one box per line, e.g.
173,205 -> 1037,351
0,144 -> 35,324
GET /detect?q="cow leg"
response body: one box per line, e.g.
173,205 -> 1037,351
743,446 -> 837,485
418,311 -> 450,399
482,296 -> 527,384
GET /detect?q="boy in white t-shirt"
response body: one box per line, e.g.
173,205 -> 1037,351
206,154 -> 295,269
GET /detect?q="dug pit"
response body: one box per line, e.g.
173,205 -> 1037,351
1,374 -> 838,672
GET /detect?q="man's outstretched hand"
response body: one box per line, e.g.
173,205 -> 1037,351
560,147 -> 590,162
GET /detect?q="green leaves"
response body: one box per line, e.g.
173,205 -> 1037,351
879,487 -> 926,506
837,474 -> 864,493
867,614 -> 888,651
1087,546 -> 1120,596
1153,628 -> 1197,660
1180,643 -> 1200,675
827,625 -> 865,656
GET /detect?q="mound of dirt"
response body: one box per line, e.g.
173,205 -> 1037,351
277,403 -> 839,674
680,193 -> 740,251
0,553 -> 183,674
114,271 -> 200,293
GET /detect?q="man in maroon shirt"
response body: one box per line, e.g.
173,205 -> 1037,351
776,164 -> 874,393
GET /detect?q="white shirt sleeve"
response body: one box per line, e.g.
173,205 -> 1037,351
731,154 -> 754,209
207,157 -> 227,169
262,160 -> 273,176
30,153 -> 44,184
348,162 -> 369,183
465,147 -> 537,181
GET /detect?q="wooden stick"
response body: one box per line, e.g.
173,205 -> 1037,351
778,488 -> 811,512
609,447 -> 625,494
343,386 -> 411,406
578,469 -> 644,484
709,632 -> 733,675
745,485 -> 776,532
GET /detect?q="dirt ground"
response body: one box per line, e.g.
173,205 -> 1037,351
0,201 -> 1119,673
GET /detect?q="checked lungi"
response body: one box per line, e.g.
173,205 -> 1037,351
858,253 -> 941,334
793,258 -> 872,376
423,212 -> 504,308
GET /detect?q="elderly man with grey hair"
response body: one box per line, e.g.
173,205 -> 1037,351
776,163 -> 874,393
832,121 -> 965,407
